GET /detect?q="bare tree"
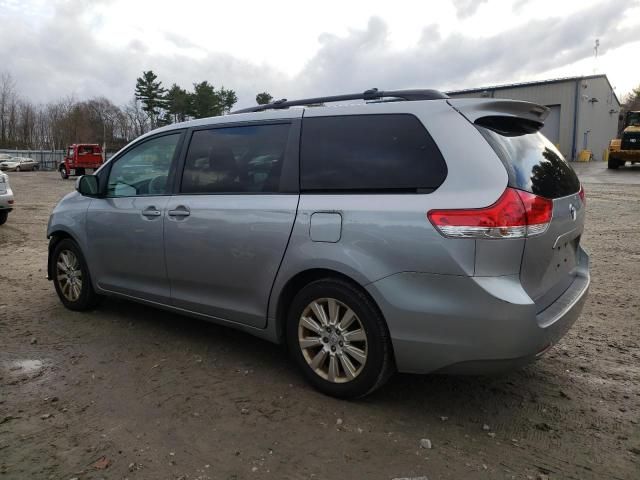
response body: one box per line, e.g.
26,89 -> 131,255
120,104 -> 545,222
0,72 -> 16,146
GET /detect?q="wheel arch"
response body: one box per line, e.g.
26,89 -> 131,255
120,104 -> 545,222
47,230 -> 82,280
271,268 -> 388,345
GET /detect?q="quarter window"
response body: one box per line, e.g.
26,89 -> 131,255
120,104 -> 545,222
300,114 -> 447,192
107,133 -> 180,197
181,124 -> 291,194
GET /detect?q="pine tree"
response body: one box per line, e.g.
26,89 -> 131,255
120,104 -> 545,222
255,92 -> 273,105
134,71 -> 167,128
219,87 -> 238,114
165,83 -> 191,123
191,81 -> 222,118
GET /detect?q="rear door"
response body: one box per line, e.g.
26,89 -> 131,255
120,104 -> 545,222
164,119 -> 301,328
478,127 -> 584,310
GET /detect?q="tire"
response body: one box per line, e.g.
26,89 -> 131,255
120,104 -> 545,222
33,165 -> 39,171
608,157 -> 619,169
76,168 -> 85,176
60,167 -> 69,179
52,238 -> 100,311
286,278 -> 394,399
0,211 -> 7,226
15,166 -> 20,172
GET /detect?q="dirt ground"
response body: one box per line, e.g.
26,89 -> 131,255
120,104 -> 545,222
1,163 -> 639,480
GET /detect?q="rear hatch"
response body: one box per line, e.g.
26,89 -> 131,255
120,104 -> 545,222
447,98 -> 584,311
478,126 -> 584,311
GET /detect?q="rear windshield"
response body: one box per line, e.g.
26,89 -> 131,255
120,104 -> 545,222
478,127 -> 580,199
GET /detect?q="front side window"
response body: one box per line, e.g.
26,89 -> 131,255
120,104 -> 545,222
300,114 -> 448,192
181,123 -> 290,194
107,133 -> 180,197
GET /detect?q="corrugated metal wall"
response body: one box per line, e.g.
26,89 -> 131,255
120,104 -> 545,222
576,77 -> 620,161
448,76 -> 620,161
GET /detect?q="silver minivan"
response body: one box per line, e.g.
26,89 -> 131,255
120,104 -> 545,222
47,89 -> 589,398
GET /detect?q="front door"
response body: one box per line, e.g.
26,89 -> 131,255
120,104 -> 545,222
164,122 -> 299,328
87,132 -> 182,303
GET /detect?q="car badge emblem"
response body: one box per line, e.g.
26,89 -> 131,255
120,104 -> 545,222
569,203 -> 577,221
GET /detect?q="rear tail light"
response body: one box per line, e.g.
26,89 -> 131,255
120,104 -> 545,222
578,185 -> 585,205
427,188 -> 553,239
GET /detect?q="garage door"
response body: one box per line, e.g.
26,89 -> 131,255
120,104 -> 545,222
541,105 -> 561,147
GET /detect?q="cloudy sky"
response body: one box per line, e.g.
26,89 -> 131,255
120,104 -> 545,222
1,0 -> 639,108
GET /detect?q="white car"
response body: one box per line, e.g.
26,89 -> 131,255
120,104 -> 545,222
0,172 -> 14,225
0,157 -> 39,172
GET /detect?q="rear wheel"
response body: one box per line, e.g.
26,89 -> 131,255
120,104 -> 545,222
608,157 -> 619,169
52,239 -> 100,311
76,168 -> 85,176
15,166 -> 20,172
286,278 -> 394,398
0,211 -> 8,226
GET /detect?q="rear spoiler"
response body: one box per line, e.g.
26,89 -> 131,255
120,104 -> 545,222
447,98 -> 549,136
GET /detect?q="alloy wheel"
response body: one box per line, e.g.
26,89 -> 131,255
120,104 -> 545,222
56,250 -> 83,302
297,297 -> 368,383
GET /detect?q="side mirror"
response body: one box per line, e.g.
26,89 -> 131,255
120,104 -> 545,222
76,175 -> 99,196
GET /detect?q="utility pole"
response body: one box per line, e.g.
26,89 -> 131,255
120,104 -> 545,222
593,38 -> 600,74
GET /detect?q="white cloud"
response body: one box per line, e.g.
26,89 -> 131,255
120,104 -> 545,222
0,0 -> 638,108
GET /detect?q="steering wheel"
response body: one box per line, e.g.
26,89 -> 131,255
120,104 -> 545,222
148,175 -> 168,195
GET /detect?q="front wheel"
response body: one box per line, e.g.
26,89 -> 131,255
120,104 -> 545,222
0,211 -> 8,226
286,278 -> 394,398
59,167 -> 69,179
52,239 -> 100,311
15,166 -> 20,172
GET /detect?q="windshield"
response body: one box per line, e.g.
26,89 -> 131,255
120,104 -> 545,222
627,112 -> 640,126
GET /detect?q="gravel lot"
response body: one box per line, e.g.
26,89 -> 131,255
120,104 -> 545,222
1,163 -> 639,480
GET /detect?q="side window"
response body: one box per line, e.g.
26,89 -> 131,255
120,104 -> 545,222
181,123 -> 290,194
301,114 -> 447,192
107,133 -> 180,197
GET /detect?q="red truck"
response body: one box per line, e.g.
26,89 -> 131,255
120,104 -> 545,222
59,144 -> 104,179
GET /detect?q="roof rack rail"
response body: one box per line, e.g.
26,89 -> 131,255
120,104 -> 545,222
231,88 -> 449,114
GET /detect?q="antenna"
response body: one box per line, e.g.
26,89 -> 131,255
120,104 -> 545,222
593,38 -> 600,74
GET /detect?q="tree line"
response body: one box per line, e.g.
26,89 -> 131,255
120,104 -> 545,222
0,70 -> 274,152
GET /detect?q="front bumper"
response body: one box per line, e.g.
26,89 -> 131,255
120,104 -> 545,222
366,248 -> 590,374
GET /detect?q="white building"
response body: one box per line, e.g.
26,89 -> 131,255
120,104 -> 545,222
447,74 -> 621,161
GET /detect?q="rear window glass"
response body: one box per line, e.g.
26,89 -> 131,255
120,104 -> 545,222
300,114 -> 447,192
478,127 -> 580,199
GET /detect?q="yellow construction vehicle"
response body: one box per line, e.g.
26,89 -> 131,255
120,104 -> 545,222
606,111 -> 640,169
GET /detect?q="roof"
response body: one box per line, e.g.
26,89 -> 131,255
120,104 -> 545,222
446,74 -> 620,106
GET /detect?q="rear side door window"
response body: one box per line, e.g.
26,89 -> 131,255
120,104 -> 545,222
300,114 -> 447,192
181,123 -> 291,194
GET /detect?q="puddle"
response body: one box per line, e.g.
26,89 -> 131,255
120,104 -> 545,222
6,359 -> 44,375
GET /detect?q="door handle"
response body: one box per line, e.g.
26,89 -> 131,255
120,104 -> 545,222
168,205 -> 191,217
142,206 -> 162,217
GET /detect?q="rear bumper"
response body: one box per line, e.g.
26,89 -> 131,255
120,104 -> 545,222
611,149 -> 640,159
0,190 -> 14,210
366,248 -> 590,374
